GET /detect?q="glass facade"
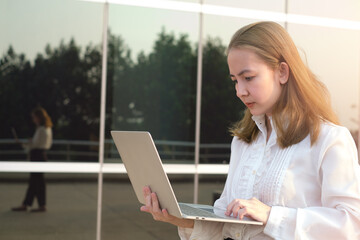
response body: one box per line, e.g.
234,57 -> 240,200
288,24 -> 360,135
1,0 -> 360,239
288,0 -> 360,21
0,0 -> 103,162
101,174 -> 194,239
199,14 -> 285,164
105,4 -> 199,163
0,173 -> 97,239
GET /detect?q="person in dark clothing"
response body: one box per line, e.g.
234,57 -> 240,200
12,107 -> 53,212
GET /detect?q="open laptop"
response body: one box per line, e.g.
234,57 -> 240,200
111,131 -> 262,225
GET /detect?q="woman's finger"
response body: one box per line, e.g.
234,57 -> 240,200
143,186 -> 151,201
238,206 -> 247,220
231,204 -> 242,218
140,205 -> 150,213
225,200 -> 236,215
162,208 -> 169,218
227,200 -> 244,217
144,188 -> 153,210
151,192 -> 160,213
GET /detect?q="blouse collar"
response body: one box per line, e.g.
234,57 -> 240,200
251,114 -> 267,134
251,114 -> 277,146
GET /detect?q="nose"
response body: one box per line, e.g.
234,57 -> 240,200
235,81 -> 248,98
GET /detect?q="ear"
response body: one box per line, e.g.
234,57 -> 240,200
278,62 -> 289,85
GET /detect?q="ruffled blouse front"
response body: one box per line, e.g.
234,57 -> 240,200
178,115 -> 360,240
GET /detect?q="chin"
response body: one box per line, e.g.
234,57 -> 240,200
249,109 -> 264,116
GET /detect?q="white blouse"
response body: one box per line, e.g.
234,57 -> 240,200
22,126 -> 53,150
178,115 -> 360,239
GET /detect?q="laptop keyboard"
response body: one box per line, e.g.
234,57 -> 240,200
179,203 -> 221,218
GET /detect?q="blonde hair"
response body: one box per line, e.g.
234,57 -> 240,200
228,21 -> 339,148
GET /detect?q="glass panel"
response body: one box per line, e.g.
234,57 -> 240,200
198,175 -> 226,205
101,174 -> 193,240
105,5 -> 199,163
0,0 -> 103,162
200,15 -> 285,163
166,0 -> 200,2
0,172 -> 97,239
103,5 -> 198,238
204,0 -> 285,12
288,0 -> 360,21
288,23 -> 360,137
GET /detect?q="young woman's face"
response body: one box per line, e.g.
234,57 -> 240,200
227,48 -> 285,116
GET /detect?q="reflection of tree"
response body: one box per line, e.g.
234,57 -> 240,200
0,29 -> 245,144
110,29 -> 197,141
201,37 -> 245,142
0,39 -> 102,140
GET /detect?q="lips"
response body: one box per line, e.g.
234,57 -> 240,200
245,102 -> 255,108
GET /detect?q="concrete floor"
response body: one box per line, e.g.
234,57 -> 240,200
0,174 -> 225,240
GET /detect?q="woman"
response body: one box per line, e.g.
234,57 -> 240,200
140,21 -> 360,239
12,107 -> 53,212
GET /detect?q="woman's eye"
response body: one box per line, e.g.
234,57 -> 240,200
244,76 -> 254,81
232,79 -> 238,84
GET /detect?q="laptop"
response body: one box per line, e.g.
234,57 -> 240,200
111,131 -> 262,225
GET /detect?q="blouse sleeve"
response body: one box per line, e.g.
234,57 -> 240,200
22,127 -> 48,150
22,127 -> 52,151
178,221 -> 224,240
32,127 -> 48,148
264,126 -> 360,239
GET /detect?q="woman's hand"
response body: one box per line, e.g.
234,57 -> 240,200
140,186 -> 194,229
225,197 -> 271,224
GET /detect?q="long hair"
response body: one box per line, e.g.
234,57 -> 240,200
228,21 -> 339,148
32,107 -> 53,128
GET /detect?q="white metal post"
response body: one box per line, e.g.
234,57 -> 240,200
193,0 -> 204,204
96,2 -> 109,240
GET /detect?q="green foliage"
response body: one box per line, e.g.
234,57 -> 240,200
0,29 -> 245,144
0,39 -> 102,140
109,29 -> 197,141
201,37 -> 245,143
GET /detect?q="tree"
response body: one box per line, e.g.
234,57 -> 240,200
0,28 -> 245,162
29,39 -> 102,140
201,37 -> 245,143
110,29 -> 197,141
0,46 -> 33,137
0,40 -> 103,141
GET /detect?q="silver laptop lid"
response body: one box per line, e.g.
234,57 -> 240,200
111,131 -> 183,218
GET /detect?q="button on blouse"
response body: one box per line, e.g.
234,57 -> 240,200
178,115 -> 360,240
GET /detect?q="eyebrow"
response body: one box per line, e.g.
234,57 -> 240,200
229,69 -> 252,77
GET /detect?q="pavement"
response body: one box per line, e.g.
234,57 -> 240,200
0,173 -> 226,240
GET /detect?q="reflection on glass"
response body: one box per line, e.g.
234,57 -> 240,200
0,0 -> 103,162
199,16 -> 283,163
105,5 -> 199,163
288,23 -> 360,140
198,176 -> 226,205
0,173 -> 97,239
204,0 -> 285,12
288,0 -> 360,22
101,174 -> 193,240
9,107 -> 54,212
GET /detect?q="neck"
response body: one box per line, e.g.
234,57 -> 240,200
265,115 -> 272,142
